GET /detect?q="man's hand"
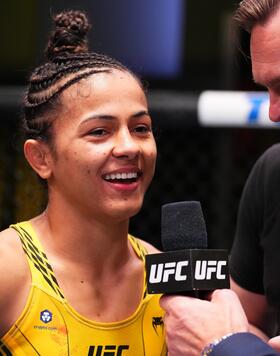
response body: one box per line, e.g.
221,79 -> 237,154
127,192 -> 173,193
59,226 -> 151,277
160,289 -> 249,356
269,336 -> 280,352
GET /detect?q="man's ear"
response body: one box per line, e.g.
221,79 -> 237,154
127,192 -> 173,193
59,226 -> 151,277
24,139 -> 53,179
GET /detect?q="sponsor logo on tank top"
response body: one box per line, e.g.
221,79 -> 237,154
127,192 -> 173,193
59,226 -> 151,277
33,309 -> 59,331
40,310 -> 52,323
152,316 -> 164,335
87,345 -> 129,356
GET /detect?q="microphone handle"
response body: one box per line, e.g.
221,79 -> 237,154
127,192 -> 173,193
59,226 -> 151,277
169,290 -> 211,299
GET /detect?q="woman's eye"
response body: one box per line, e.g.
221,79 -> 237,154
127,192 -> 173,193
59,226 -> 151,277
89,128 -> 108,137
134,125 -> 151,134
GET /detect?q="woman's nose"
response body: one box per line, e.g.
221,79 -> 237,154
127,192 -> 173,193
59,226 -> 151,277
112,129 -> 140,160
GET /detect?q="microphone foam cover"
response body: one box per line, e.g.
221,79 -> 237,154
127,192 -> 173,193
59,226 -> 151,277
161,201 -> 208,251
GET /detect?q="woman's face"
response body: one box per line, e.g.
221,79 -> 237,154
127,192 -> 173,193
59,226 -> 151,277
47,69 -> 157,221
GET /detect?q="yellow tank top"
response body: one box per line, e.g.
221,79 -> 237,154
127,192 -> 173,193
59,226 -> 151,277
1,221 -> 166,355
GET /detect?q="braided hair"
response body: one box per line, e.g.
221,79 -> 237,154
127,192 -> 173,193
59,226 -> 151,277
23,10 -> 131,143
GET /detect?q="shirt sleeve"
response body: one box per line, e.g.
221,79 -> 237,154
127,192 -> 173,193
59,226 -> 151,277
229,147 -> 265,293
230,144 -> 280,296
210,333 -> 280,356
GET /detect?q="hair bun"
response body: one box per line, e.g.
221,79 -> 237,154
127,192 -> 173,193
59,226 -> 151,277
45,10 -> 91,60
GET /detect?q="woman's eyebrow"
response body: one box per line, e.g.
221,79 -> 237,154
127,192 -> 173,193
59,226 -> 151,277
131,110 -> 150,118
79,114 -> 115,125
80,110 -> 151,125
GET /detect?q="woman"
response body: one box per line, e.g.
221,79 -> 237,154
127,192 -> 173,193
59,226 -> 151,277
0,10 -> 166,355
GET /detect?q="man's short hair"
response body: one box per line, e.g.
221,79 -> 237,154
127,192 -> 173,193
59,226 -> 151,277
234,0 -> 280,32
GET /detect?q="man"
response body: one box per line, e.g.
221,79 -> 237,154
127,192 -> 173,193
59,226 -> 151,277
160,0 -> 280,354
230,0 -> 280,338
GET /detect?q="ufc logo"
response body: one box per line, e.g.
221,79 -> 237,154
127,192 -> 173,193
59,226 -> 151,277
149,261 -> 189,283
195,260 -> 227,280
87,345 -> 129,356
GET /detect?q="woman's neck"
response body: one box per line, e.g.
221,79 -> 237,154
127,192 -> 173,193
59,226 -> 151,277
30,201 -> 132,272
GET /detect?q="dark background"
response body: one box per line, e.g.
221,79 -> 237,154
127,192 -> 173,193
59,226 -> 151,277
0,0 -> 278,250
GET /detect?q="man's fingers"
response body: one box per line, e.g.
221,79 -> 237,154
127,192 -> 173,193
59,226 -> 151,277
211,289 -> 242,306
210,289 -> 249,331
160,290 -> 236,311
268,336 -> 280,352
160,294 -> 202,310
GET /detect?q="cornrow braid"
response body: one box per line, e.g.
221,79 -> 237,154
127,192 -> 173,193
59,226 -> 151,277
23,10 -> 132,143
26,55 -> 126,107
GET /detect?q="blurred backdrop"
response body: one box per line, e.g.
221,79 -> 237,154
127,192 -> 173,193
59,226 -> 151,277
0,0 -> 279,249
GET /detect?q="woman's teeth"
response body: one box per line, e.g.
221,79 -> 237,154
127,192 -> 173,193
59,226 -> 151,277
104,172 -> 138,181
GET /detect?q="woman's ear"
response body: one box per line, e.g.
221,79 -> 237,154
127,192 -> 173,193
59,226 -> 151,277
24,139 -> 53,179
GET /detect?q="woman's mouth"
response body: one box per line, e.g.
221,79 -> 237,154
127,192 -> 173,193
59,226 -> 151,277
103,171 -> 141,184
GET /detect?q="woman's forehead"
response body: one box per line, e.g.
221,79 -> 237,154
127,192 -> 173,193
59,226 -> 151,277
61,69 -> 146,106
55,69 -> 147,124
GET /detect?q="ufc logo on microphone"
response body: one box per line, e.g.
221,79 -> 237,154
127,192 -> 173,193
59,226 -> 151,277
149,261 -> 189,283
87,345 -> 129,356
194,260 -> 227,280
145,249 -> 230,294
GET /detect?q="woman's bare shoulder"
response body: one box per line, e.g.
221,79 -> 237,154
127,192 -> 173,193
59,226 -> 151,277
0,227 -> 24,257
0,227 -> 30,336
137,238 -> 161,254
0,227 -> 30,299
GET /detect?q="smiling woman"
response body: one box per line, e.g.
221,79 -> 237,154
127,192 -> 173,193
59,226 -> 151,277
0,10 -> 166,356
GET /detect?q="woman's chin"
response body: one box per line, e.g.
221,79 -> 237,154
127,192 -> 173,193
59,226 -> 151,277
106,201 -> 143,221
